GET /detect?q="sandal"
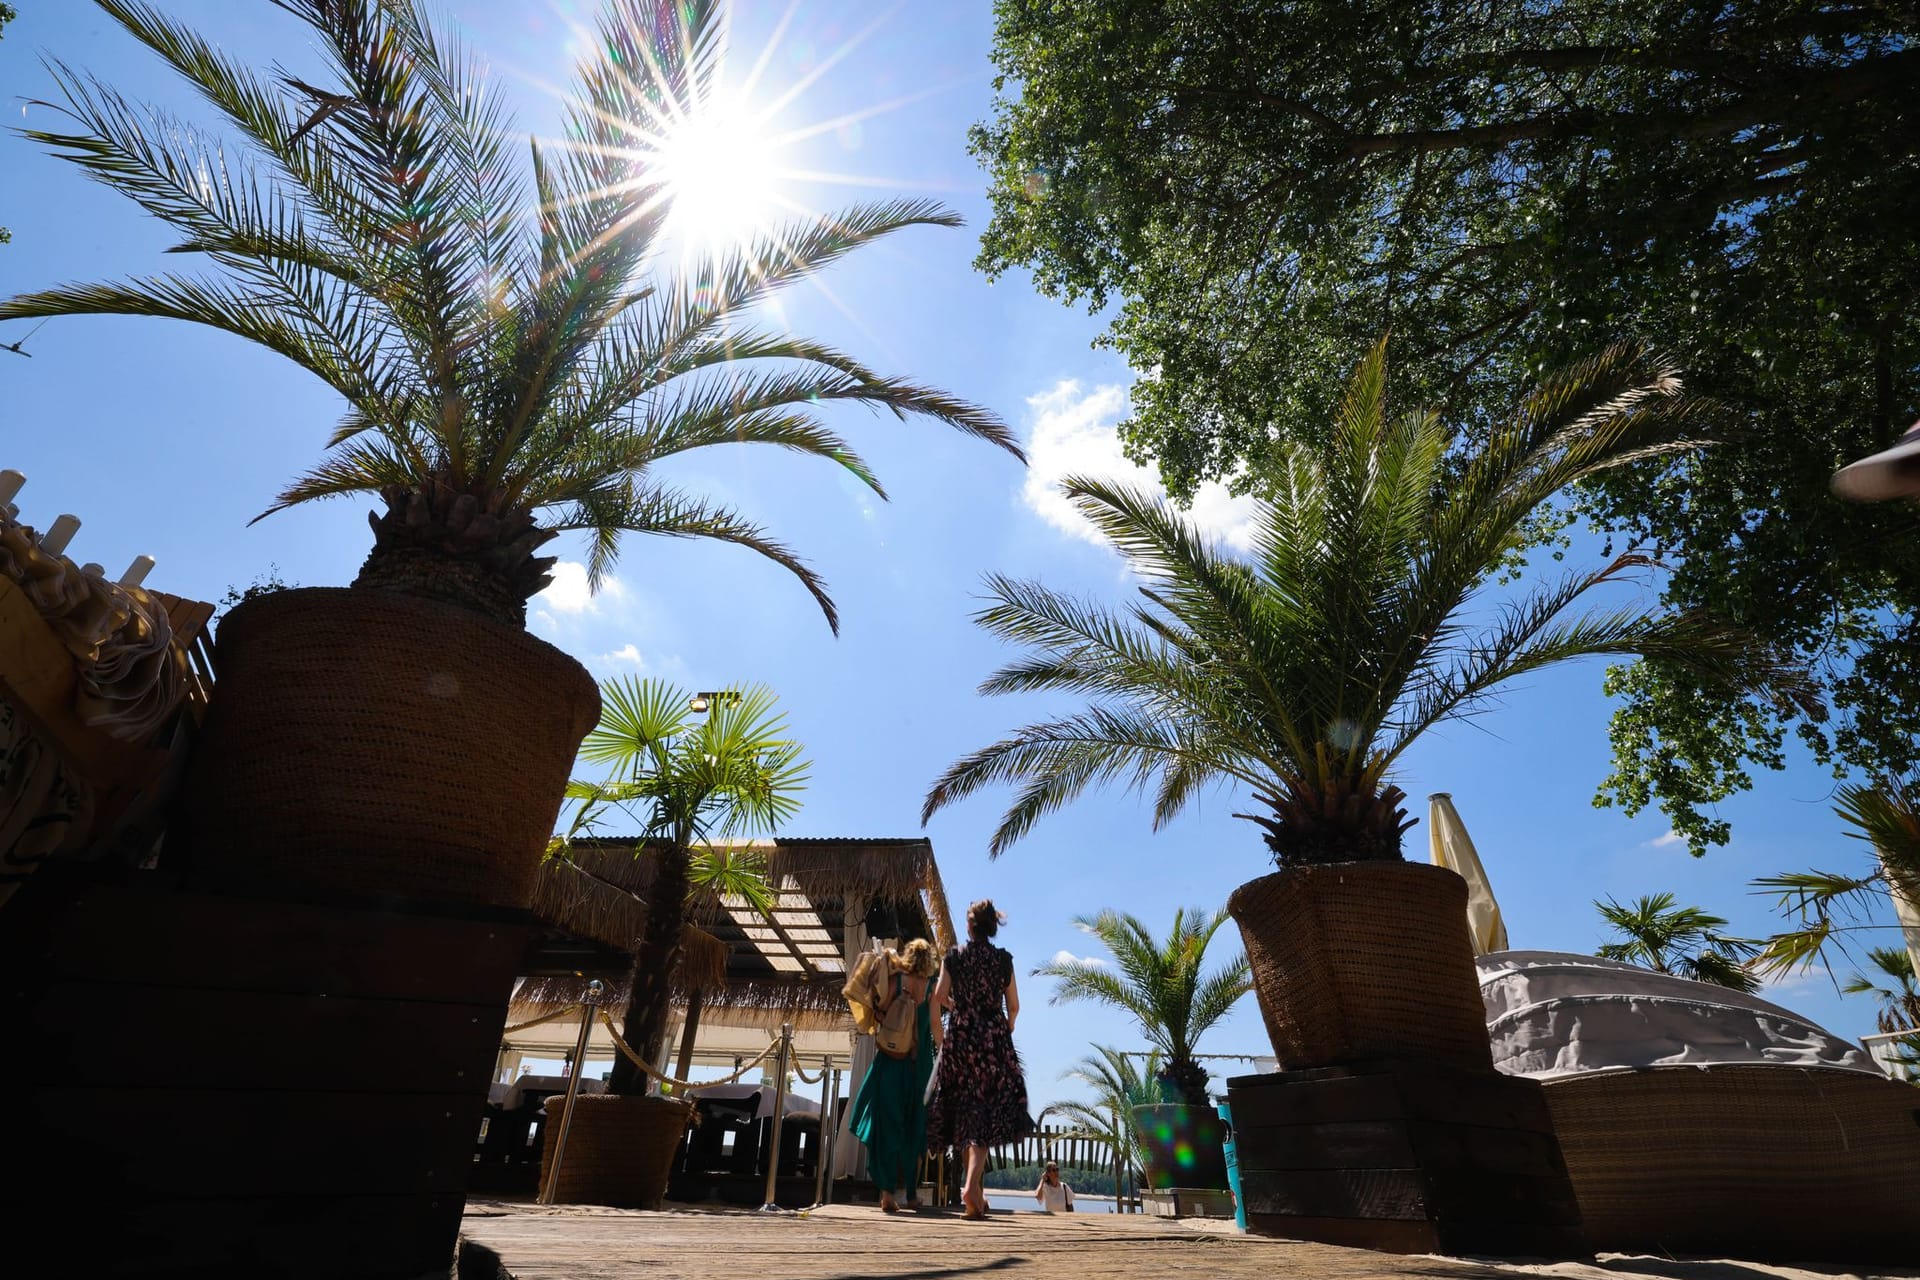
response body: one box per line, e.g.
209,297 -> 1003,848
880,1195 -> 899,1214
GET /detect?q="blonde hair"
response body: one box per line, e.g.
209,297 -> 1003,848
894,938 -> 939,978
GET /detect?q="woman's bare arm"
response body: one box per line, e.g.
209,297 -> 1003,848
1004,970 -> 1020,1035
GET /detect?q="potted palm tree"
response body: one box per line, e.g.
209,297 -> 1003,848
1593,893 -> 1760,992
1034,907 -> 1249,1191
926,340 -> 1788,1072
541,676 -> 806,1208
3,0 -> 1019,909
1043,1045 -> 1161,1197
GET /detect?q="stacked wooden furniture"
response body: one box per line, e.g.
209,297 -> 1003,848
1,869 -> 529,1278
1227,1058 -> 1582,1254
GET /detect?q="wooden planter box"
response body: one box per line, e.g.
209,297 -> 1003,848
1228,1060 -> 1587,1258
0,871 -> 529,1278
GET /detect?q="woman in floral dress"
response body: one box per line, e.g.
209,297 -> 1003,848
925,899 -> 1033,1218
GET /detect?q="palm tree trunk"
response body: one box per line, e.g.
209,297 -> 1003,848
350,480 -> 558,627
608,842 -> 693,1096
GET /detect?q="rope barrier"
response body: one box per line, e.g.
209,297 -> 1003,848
791,1061 -> 823,1085
595,1009 -> 782,1091
500,1004 -> 582,1036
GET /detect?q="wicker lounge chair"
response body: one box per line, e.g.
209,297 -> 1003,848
1478,951 -> 1920,1263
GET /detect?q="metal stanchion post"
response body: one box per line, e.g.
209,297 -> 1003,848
758,1021 -> 794,1212
819,1065 -> 842,1205
537,979 -> 603,1205
810,1054 -> 834,1206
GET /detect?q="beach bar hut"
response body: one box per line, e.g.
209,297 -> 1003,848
498,836 -> 955,1204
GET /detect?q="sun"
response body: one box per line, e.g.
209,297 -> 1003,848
652,94 -> 785,262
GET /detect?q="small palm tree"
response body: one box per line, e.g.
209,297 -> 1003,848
1034,907 -> 1250,1106
1040,1045 -> 1161,1184
556,677 -> 806,1095
3,0 -> 1019,627
925,340 -> 1787,866
1843,947 -> 1920,1036
1594,892 -> 1761,993
1755,780 -> 1920,979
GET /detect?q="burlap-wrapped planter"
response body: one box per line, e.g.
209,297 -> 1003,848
1543,1065 -> 1920,1262
179,587 -> 599,909
541,1093 -> 693,1209
1228,861 -> 1493,1072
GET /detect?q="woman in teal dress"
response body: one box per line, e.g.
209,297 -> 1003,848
849,938 -> 941,1212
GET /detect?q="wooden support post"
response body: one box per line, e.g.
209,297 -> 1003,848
673,987 -> 704,1083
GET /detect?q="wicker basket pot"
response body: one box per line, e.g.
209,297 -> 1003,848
1130,1102 -> 1230,1191
1228,861 -> 1494,1072
541,1093 -> 693,1209
178,587 -> 599,909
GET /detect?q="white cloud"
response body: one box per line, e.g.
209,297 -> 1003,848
1022,379 -> 1260,553
1049,949 -> 1106,969
599,643 -> 647,669
1645,831 -> 1686,849
534,560 -> 627,618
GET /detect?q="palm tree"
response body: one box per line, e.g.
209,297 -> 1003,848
2,0 -> 1020,627
1040,1045 -> 1161,1185
1843,947 -> 1920,1037
557,678 -> 807,1095
1034,907 -> 1250,1106
924,339 -> 1788,867
1755,780 -> 1920,979
1593,892 -> 1761,993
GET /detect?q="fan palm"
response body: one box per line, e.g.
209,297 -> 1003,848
1040,1045 -> 1161,1183
1755,780 -> 1920,978
2,0 -> 1020,627
924,339 -> 1792,867
555,677 -> 806,1095
1033,907 -> 1249,1106
1593,892 -> 1760,993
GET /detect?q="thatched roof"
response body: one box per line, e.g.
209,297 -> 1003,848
563,837 -> 944,926
531,855 -> 649,953
513,836 -> 951,1035
511,970 -> 850,1033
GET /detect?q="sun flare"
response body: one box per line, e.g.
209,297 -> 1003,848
652,95 -> 784,261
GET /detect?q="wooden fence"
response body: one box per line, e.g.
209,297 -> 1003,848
994,1122 -> 1112,1172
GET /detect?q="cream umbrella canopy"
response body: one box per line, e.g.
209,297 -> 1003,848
1429,793 -> 1510,956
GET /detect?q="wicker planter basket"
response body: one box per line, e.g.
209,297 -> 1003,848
178,587 -> 599,909
1228,861 -> 1494,1072
1543,1064 -> 1920,1262
541,1093 -> 693,1209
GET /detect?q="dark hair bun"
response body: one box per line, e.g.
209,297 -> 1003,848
966,898 -> 1004,940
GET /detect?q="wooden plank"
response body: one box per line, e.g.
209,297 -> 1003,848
1226,1062 -> 1557,1135
1245,1213 -> 1441,1253
1232,1119 -> 1416,1171
0,879 -> 529,1004
1404,1120 -> 1568,1178
21,1086 -> 484,1197
1238,1168 -> 1429,1221
6,981 -> 507,1092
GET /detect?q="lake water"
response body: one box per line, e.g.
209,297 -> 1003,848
984,1192 -> 1117,1214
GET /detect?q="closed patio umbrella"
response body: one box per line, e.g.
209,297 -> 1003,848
1429,793 -> 1509,956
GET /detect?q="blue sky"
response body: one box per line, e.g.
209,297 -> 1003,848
1,1 -> 1902,1103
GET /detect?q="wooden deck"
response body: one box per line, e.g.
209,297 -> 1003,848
456,1200 -> 1521,1280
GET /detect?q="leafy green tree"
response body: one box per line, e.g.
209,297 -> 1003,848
1594,892 -> 1760,993
1033,908 -> 1248,1107
970,0 -> 1920,854
554,678 -> 806,1096
924,341 -> 1786,871
1,0 -> 1018,627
